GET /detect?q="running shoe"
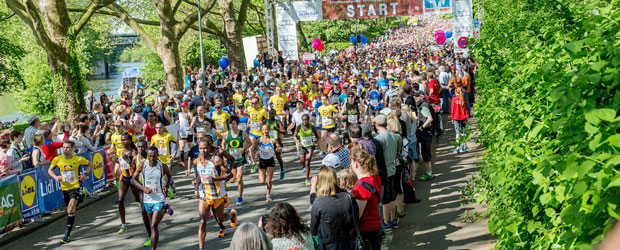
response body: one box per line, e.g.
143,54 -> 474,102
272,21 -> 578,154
236,197 -> 243,206
164,203 -> 173,216
280,168 -> 286,181
390,219 -> 399,229
177,161 -> 185,168
453,148 -> 459,153
118,224 -> 127,234
383,222 -> 393,231
217,228 -> 226,238
60,235 -> 71,244
459,146 -> 465,153
319,152 -> 326,158
266,194 -> 272,203
208,210 -> 213,219
143,237 -> 151,247
250,163 -> 258,173
296,153 -> 299,159
419,173 -> 435,181
167,189 -> 175,199
230,210 -> 238,227
305,179 -> 311,186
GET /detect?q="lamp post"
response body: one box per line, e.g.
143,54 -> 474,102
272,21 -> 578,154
197,0 -> 206,92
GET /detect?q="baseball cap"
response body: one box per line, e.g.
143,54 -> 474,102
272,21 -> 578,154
413,90 -> 425,97
322,154 -> 341,169
373,114 -> 388,126
237,103 -> 245,108
342,83 -> 349,88
347,92 -> 355,97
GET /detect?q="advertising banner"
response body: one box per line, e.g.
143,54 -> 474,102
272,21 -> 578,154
77,149 -> 107,194
322,0 -> 422,20
38,165 -> 65,213
424,0 -> 452,15
275,0 -> 323,22
276,4 -> 299,61
452,0 -> 473,53
18,170 -> 39,220
103,146 -> 116,181
0,175 -> 23,234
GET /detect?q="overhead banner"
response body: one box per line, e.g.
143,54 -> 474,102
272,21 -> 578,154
424,0 -> 452,15
322,0 -> 422,20
275,0 -> 323,21
452,0 -> 473,53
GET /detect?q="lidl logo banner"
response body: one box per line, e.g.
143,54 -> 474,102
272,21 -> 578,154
19,170 -> 40,220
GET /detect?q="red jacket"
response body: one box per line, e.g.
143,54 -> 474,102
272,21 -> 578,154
428,79 -> 441,104
451,96 -> 469,121
41,131 -> 70,161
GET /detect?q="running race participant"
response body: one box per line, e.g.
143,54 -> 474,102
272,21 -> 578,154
47,140 -> 93,244
177,103 -> 193,166
257,124 -> 281,202
366,83 -> 384,121
236,104 -> 250,133
115,133 -> 141,234
193,139 -> 238,247
136,140 -> 155,247
341,91 -> 365,144
247,96 -> 268,173
317,95 -> 338,157
150,122 -> 177,166
268,86 -> 286,125
293,114 -> 319,186
132,146 -> 172,250
287,100 -> 311,158
143,111 -> 158,142
220,116 -> 251,206
108,120 -> 136,158
266,109 -> 286,180
211,103 -> 231,135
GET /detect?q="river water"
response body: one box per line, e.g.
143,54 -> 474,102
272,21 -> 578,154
0,62 -> 143,123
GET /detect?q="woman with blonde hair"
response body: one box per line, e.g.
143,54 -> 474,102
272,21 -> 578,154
349,142 -> 382,250
310,167 -> 357,250
230,223 -> 272,250
338,169 -> 358,192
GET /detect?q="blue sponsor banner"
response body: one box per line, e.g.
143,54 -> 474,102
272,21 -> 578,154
18,169 -> 40,220
77,149 -> 107,194
37,165 -> 65,213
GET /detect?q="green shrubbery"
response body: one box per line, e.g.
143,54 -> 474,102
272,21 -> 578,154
470,0 -> 620,249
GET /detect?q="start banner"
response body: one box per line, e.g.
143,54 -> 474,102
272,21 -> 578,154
322,0 -> 422,20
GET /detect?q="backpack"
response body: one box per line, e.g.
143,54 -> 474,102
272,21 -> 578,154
419,100 -> 443,137
354,181 -> 380,201
21,146 -> 37,169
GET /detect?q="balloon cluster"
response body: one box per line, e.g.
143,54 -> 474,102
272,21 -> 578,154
311,38 -> 324,52
350,35 -> 368,44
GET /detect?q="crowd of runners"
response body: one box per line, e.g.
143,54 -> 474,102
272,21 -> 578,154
0,15 -> 477,250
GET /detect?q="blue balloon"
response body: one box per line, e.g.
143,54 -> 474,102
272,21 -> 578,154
445,31 -> 453,39
360,35 -> 368,44
311,59 -> 317,66
350,35 -> 357,44
218,57 -> 229,70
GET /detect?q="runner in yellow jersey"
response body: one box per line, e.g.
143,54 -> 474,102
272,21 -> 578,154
210,104 -> 231,134
108,120 -> 136,158
48,140 -> 93,244
246,96 -> 268,173
317,95 -> 338,154
268,86 -> 286,121
232,85 -> 244,106
150,122 -> 177,165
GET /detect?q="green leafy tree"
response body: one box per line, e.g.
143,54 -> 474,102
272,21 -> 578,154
468,0 -> 620,249
0,23 -> 26,92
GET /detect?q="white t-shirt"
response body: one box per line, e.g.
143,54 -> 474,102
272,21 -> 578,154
291,110 -> 311,126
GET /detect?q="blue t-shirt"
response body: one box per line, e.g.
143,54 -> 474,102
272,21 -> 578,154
376,79 -> 389,89
339,93 -> 347,105
136,83 -> 145,97
368,90 -> 383,109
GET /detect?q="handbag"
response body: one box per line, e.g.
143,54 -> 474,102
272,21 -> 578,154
347,193 -> 372,250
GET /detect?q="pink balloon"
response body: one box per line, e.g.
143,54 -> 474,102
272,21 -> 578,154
312,38 -> 322,50
435,30 -> 446,45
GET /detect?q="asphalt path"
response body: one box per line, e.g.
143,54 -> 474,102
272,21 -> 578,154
1,116 -> 493,249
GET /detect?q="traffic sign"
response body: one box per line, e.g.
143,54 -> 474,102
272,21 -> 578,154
457,36 -> 469,49
474,32 -> 480,39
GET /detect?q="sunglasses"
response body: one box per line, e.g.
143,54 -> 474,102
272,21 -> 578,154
155,127 -> 163,129
250,102 -> 257,105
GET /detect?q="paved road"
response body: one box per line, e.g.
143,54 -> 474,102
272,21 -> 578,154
1,115 -> 493,250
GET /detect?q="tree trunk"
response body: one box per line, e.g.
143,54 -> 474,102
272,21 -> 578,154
219,0 -> 245,70
47,50 -> 82,121
160,39 -> 183,95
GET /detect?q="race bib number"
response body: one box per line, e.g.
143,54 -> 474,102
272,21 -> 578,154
259,147 -> 273,159
370,99 -> 379,106
348,114 -> 358,124
301,136 -> 313,146
62,170 -> 77,183
216,123 -> 225,132
157,146 -> 167,156
145,180 -> 159,193
269,130 -> 278,139
238,123 -> 247,131
251,122 -> 260,131
120,162 -> 130,170
322,117 -> 333,126
229,148 -> 242,158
